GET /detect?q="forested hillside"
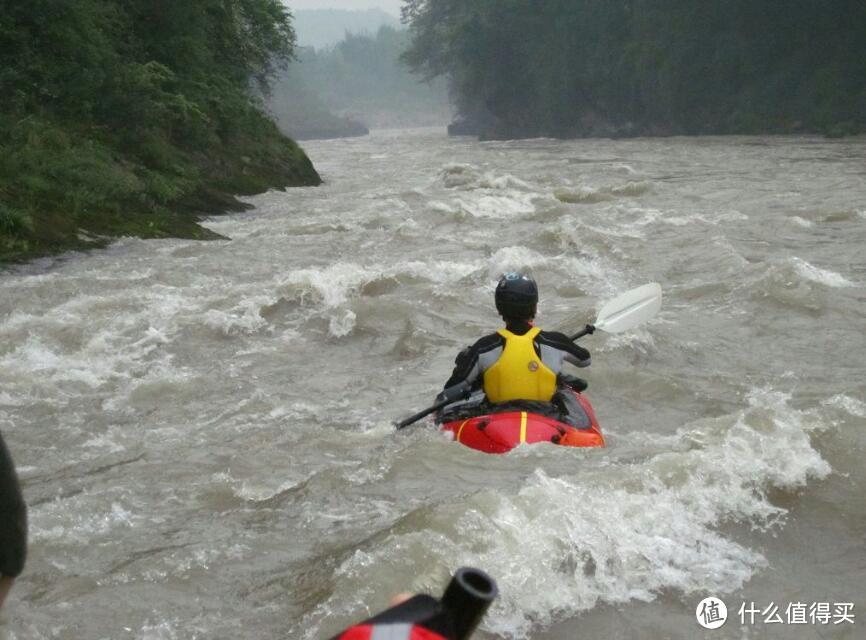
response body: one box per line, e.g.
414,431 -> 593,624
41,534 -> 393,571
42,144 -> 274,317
0,0 -> 320,263
402,0 -> 866,139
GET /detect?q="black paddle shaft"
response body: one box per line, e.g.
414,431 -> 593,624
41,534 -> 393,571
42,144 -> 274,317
395,381 -> 472,430
570,324 -> 595,341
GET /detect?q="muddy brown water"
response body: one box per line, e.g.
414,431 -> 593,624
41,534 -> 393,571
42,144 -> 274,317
1,129 -> 864,639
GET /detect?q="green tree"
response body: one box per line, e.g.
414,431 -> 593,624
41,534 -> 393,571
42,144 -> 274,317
0,0 -> 319,263
402,0 -> 866,138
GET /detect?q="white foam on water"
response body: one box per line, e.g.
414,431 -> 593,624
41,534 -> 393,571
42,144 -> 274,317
0,270 -> 61,290
397,260 -> 481,283
714,210 -> 749,223
281,263 -> 375,308
32,499 -> 139,545
211,470 -> 302,502
629,206 -> 710,228
561,256 -> 615,284
329,309 -> 357,337
789,216 -> 815,228
790,257 -> 855,288
81,432 -> 128,454
438,162 -> 479,188
711,236 -> 749,268
137,619 -> 179,640
280,259 -> 484,315
488,246 -> 551,277
438,163 -> 535,192
456,193 -> 537,219
486,245 -> 623,299
0,337 -> 121,390
4,624 -> 48,640
0,285 -> 199,413
396,217 -> 419,232
489,237 -> 624,300
558,206 -> 647,240
656,213 -> 693,226
611,163 -> 638,175
610,180 -> 653,197
427,200 -> 456,214
299,390 -> 831,639
478,172 -> 535,191
101,359 -> 190,414
823,394 -> 866,418
601,326 -> 657,354
202,294 -> 274,336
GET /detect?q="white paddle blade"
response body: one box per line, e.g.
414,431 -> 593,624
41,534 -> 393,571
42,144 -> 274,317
595,283 -> 662,333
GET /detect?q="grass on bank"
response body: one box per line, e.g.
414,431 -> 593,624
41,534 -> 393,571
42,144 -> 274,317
0,105 -> 319,264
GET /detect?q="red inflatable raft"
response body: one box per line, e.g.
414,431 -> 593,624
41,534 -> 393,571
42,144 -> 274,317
440,392 -> 604,454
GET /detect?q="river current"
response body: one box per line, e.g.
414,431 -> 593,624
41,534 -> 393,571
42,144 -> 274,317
1,129 -> 865,639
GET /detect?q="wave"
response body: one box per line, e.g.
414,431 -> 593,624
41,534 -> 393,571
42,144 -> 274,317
438,163 -> 535,192
296,390 -> 831,639
823,394 -> 866,418
790,257 -> 855,288
743,257 -> 857,311
554,181 -> 653,204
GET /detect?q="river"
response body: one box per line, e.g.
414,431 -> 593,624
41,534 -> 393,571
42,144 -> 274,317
1,129 -> 864,639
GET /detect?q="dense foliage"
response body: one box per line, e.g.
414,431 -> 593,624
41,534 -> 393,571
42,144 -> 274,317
269,26 -> 450,138
401,0 -> 866,139
0,0 -> 320,262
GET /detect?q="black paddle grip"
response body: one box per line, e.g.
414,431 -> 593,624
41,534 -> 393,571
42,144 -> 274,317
330,567 -> 498,640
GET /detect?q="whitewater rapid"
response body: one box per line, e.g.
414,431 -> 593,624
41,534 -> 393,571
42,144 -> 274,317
1,130 -> 864,639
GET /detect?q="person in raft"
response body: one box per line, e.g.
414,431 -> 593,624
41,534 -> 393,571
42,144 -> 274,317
437,272 -> 593,427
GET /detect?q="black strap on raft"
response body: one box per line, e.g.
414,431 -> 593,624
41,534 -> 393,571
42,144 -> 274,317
559,373 -> 588,392
331,567 -> 498,640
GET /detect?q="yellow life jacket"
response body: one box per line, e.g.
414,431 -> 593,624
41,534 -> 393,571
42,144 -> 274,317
483,327 -> 558,403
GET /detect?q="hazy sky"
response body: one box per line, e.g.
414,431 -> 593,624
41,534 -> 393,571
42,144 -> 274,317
286,1 -> 403,17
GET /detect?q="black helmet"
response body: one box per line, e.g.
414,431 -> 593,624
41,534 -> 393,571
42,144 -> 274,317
495,272 -> 538,320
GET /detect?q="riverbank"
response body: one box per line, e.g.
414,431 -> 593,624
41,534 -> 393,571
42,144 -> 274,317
449,112 -> 865,141
0,1 -> 322,267
0,117 -> 321,266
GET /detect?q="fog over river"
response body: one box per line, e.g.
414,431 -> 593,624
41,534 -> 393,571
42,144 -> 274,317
1,129 -> 864,639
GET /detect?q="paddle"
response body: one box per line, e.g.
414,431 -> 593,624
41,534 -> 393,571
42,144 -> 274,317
570,282 -> 662,340
395,283 -> 663,430
395,381 -> 471,430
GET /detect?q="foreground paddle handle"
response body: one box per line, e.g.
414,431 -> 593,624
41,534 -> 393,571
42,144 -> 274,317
441,567 -> 499,639
331,567 -> 498,640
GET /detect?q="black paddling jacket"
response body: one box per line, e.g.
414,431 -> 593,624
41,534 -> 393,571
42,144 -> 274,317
0,431 -> 27,579
443,322 -> 591,392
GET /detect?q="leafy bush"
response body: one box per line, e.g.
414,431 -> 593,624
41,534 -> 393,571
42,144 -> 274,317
0,205 -> 32,235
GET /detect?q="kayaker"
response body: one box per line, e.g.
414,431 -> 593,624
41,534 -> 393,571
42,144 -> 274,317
439,272 -> 592,425
0,430 -> 27,611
